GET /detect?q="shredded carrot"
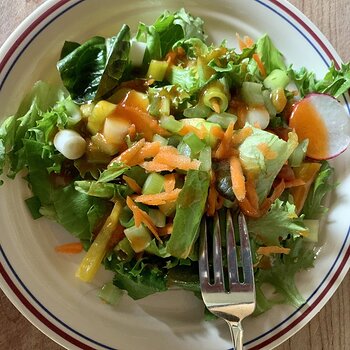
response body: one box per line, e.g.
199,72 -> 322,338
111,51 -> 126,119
229,156 -> 246,201
128,141 -> 161,166
155,145 -> 179,156
134,189 -> 181,206
260,179 -> 286,215
123,175 -> 142,194
253,53 -> 267,77
245,175 -> 259,210
236,34 -> 266,78
255,255 -> 273,269
290,162 -> 322,214
238,197 -> 261,218
244,36 -> 255,47
166,50 -> 177,65
257,246 -> 291,256
211,125 -> 225,140
164,173 -> 176,192
165,47 -> 186,66
236,33 -> 248,51
111,138 -> 145,166
140,161 -> 174,172
142,146 -> 200,171
126,196 -> 162,242
239,179 -> 287,218
232,126 -> 253,146
257,143 -> 278,160
178,124 -> 206,139
207,183 -> 218,216
112,91 -> 169,141
277,163 -> 296,182
216,195 -> 225,211
214,121 -> 235,159
158,223 -> 173,236
207,172 -> 218,216
284,178 -> 306,188
236,103 -> 248,128
55,242 -> 83,254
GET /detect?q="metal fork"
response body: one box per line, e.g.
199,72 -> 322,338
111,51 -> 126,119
199,210 -> 256,350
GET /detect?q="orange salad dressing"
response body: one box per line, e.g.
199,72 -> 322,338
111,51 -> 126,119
289,98 -> 329,159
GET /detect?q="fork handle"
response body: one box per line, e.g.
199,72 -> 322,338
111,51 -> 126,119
226,320 -> 244,350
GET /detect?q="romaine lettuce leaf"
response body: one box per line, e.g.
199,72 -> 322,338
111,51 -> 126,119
166,170 -> 210,259
23,139 -> 109,240
57,36 -> 106,103
57,25 -> 130,103
95,24 -> 131,101
136,8 -> 205,65
255,34 -> 286,75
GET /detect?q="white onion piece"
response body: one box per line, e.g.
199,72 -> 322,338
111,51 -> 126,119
129,40 -> 147,67
246,106 -> 270,129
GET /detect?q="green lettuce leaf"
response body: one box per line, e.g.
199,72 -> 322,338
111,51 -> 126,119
0,81 -> 64,180
136,8 -> 205,65
53,183 -> 109,240
166,170 -> 210,259
153,8 -> 205,56
255,236 -> 316,312
247,199 -> 307,245
105,257 -> 167,300
255,34 -> 286,75
57,25 -> 130,103
288,61 -> 350,98
23,139 -> 109,239
75,180 -> 130,199
166,65 -> 199,94
95,24 -> 131,101
57,36 -> 106,103
302,161 -> 336,219
239,126 -> 298,202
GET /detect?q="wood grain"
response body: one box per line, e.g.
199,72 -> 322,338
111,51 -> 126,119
0,1 -> 349,349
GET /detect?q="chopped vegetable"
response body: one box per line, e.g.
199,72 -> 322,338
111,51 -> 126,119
55,242 -> 83,254
76,200 -> 123,282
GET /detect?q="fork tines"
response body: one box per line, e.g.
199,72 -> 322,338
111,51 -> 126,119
199,210 -> 254,293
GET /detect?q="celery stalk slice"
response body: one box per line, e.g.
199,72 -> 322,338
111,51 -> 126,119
76,200 -> 123,282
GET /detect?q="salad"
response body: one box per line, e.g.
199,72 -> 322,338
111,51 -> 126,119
1,8 -> 350,316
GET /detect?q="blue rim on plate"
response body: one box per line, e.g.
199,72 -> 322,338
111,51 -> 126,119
0,1 -> 349,349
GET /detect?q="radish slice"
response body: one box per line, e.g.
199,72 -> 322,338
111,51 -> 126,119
289,93 -> 350,160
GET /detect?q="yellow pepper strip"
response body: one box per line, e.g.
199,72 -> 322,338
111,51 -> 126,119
75,200 -> 123,282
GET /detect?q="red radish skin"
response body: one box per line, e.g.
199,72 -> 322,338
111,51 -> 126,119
289,93 -> 350,160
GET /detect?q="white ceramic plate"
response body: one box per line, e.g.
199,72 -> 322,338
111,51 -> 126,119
0,1 -> 349,349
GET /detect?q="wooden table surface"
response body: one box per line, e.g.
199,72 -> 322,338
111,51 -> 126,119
0,0 -> 349,349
